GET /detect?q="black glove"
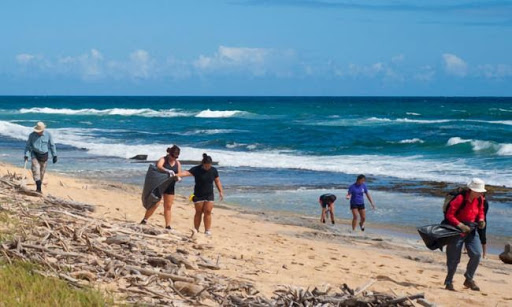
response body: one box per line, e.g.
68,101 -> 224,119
24,156 -> 28,162
53,156 -> 58,164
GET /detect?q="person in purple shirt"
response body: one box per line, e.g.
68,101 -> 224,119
346,174 -> 376,231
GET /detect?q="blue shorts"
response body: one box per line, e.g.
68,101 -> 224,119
350,203 -> 365,210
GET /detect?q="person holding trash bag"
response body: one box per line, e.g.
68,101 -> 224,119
443,178 -> 486,292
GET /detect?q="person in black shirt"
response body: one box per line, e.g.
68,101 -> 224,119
140,145 -> 182,229
319,193 -> 337,225
177,153 -> 224,235
477,198 -> 489,258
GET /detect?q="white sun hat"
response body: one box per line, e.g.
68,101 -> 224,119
34,121 -> 46,133
467,178 -> 486,193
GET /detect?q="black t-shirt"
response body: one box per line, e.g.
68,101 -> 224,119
189,165 -> 219,197
319,193 -> 337,204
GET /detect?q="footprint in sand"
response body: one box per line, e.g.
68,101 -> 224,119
417,270 -> 424,274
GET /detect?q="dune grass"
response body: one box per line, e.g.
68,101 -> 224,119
0,203 -> 112,306
0,260 -> 112,306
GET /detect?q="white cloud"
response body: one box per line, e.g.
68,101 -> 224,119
477,64 -> 512,79
414,65 -> 436,81
16,53 -> 36,64
347,62 -> 385,77
57,49 -> 104,79
195,46 -> 269,69
391,54 -> 405,64
193,46 -> 295,76
128,49 -> 153,79
442,53 -> 468,77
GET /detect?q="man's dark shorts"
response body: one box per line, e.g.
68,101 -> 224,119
350,203 -> 365,210
193,194 -> 214,202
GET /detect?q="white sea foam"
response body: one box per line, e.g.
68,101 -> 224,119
181,129 -> 243,136
19,107 -> 193,118
398,138 -> 425,144
499,108 -> 512,112
226,142 -> 258,150
395,118 -> 452,124
195,109 -> 248,118
406,112 -> 421,116
463,119 -> 512,126
1,121 -> 511,186
367,117 -> 451,124
447,137 -> 511,156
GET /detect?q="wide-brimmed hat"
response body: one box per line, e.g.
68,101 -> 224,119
34,121 -> 46,133
467,178 -> 486,193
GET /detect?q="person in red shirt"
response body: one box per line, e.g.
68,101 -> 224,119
444,178 -> 486,292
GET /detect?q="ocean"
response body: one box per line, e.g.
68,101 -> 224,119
0,96 -> 510,243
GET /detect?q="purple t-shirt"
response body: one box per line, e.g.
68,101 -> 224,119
348,183 -> 368,205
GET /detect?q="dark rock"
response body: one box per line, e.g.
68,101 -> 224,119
130,154 -> 148,160
147,257 -> 171,268
499,243 -> 512,264
105,235 -> 130,245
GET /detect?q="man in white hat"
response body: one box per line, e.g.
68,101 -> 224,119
24,121 -> 58,193
444,178 -> 486,291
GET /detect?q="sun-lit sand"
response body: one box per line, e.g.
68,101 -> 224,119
1,162 -> 511,306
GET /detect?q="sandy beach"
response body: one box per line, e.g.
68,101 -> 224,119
1,161 -> 511,306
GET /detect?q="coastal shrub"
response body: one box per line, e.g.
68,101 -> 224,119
0,261 -> 112,306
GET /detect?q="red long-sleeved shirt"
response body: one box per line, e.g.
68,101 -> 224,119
446,193 -> 485,226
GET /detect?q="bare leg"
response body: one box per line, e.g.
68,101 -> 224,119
320,207 -> 327,223
144,202 -> 161,220
359,209 -> 366,228
203,201 -> 214,231
194,202 -> 205,231
163,194 -> 174,227
351,208 -> 359,230
482,244 -> 487,259
329,205 -> 335,224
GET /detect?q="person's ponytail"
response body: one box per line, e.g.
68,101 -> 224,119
202,153 -> 213,164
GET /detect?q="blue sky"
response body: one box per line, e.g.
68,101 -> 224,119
1,0 -> 511,96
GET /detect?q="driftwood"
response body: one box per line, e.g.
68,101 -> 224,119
0,173 -> 434,306
44,195 -> 95,212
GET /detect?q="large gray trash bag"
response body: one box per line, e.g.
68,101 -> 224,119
141,164 -> 175,210
417,223 -> 464,251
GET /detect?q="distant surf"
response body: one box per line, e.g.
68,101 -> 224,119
1,120 -> 511,186
17,107 -> 252,119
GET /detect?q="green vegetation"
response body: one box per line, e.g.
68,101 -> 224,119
0,199 -> 112,306
0,261 -> 112,306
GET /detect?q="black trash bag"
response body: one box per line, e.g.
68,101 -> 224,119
141,164 -> 175,210
417,224 -> 463,251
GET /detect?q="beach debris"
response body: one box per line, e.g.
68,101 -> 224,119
0,173 -> 432,306
499,243 -> 512,264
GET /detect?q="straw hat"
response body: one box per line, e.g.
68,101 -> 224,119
467,178 -> 486,193
34,121 -> 46,133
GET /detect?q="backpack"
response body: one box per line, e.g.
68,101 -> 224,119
442,187 -> 482,223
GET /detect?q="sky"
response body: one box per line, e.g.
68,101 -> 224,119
1,0 -> 511,96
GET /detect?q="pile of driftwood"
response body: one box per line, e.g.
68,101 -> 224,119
0,172 -> 433,306
225,284 -> 432,307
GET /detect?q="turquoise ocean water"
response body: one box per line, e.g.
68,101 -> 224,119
0,96 -> 510,241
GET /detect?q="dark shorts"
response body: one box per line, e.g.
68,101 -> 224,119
193,194 -> 214,203
321,203 -> 333,209
350,203 -> 365,210
164,183 -> 176,195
